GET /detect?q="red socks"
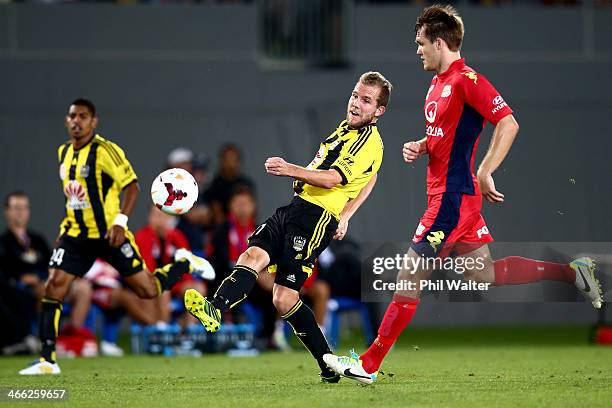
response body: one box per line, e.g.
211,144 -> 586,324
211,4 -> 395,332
360,294 -> 419,374
494,256 -> 575,286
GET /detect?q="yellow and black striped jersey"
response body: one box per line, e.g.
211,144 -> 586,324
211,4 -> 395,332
294,120 -> 383,219
57,134 -> 137,239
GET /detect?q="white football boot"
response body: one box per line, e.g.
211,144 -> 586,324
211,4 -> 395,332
323,349 -> 378,385
570,257 -> 603,309
100,341 -> 125,357
175,248 -> 215,280
18,358 -> 61,375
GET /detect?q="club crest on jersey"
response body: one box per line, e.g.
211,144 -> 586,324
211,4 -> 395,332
293,236 -> 306,252
80,165 -> 90,178
441,85 -> 452,98
425,101 -> 437,123
462,72 -> 478,84
121,243 -> 134,258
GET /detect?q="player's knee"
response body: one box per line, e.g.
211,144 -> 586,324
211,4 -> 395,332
44,271 -> 71,300
133,284 -> 158,299
237,247 -> 269,271
273,290 -> 299,315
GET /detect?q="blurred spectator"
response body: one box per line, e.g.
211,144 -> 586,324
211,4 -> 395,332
166,147 -> 212,254
0,270 -> 38,354
205,143 -> 255,225
135,205 -> 207,326
84,259 -> 157,356
0,192 -> 48,354
0,192 -> 92,354
207,186 -> 287,349
0,191 -> 50,300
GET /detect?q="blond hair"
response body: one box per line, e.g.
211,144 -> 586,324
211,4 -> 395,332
359,71 -> 393,107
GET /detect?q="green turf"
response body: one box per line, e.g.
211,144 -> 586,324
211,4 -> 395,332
1,327 -> 611,407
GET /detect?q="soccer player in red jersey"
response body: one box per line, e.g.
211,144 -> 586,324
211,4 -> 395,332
324,5 -> 603,384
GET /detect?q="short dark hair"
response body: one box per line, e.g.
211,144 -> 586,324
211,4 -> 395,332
229,184 -> 255,201
71,98 -> 97,117
415,5 -> 464,52
219,143 -> 242,159
4,191 -> 28,208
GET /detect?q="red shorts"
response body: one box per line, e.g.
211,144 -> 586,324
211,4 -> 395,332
410,192 -> 493,258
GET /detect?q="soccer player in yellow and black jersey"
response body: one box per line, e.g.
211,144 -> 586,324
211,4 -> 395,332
19,98 -> 214,375
184,72 -> 392,383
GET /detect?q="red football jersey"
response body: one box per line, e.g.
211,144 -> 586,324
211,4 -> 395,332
423,58 -> 513,196
135,225 -> 190,272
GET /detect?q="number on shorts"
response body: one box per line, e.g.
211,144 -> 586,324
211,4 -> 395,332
50,248 -> 65,266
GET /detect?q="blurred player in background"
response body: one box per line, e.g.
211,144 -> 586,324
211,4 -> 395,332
184,72 -> 392,382
19,98 -> 214,375
205,144 -> 255,225
324,5 -> 603,384
136,205 -> 207,326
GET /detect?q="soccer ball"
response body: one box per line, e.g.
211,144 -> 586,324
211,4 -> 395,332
150,168 -> 198,215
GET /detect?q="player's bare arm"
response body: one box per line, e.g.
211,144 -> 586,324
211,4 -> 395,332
402,137 -> 428,163
264,156 -> 342,189
334,173 -> 378,240
477,114 -> 520,203
105,180 -> 140,247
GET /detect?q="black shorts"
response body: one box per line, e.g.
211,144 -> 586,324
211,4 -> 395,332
48,231 -> 144,278
248,196 -> 338,291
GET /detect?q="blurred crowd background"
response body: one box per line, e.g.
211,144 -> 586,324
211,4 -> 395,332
1,0 -> 611,356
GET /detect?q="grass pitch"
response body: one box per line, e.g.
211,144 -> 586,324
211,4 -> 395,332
1,326 -> 611,408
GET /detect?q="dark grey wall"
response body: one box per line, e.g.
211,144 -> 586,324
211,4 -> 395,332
1,4 -> 611,325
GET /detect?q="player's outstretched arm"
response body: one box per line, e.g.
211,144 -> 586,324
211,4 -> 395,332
264,156 -> 342,189
403,137 -> 428,163
334,173 -> 378,240
105,180 -> 140,247
477,115 -> 520,203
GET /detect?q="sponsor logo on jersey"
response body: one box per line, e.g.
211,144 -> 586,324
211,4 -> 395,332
426,125 -> 444,137
286,274 -> 296,283
491,95 -> 508,115
441,85 -> 452,97
462,72 -> 478,84
425,101 -> 437,123
293,236 -> 306,252
337,159 -> 353,176
64,180 -> 90,210
476,226 -> 490,239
